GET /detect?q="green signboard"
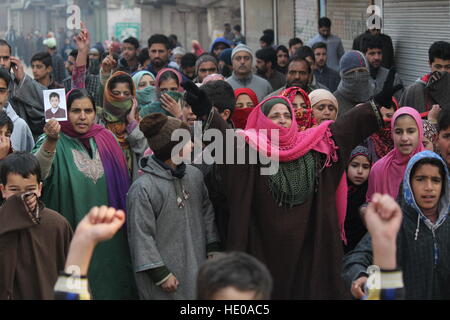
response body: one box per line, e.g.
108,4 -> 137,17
114,22 -> 140,42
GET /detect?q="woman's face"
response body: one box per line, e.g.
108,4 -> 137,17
393,115 -> 419,156
159,78 -> 179,93
347,155 -> 371,186
69,97 -> 96,134
236,94 -> 254,109
111,82 -> 132,98
411,163 -> 443,214
138,74 -> 155,90
267,103 -> 292,128
312,100 -> 337,124
292,94 -> 307,110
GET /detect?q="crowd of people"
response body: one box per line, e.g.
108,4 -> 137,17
0,16 -> 449,301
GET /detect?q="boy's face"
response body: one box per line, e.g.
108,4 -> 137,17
437,127 -> 450,167
1,173 -> 42,200
411,164 -> 443,212
0,124 -> 11,139
31,60 -> 52,81
50,96 -> 60,108
0,78 -> 9,109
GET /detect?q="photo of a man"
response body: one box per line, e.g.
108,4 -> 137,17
44,89 -> 67,122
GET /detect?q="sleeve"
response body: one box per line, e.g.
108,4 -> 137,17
126,124 -> 148,157
352,34 -> 361,51
330,101 -> 383,169
72,64 -> 87,90
200,178 -> 220,249
337,39 -> 345,61
126,182 -> 172,283
342,233 -> 373,289
32,135 -> 56,181
393,72 -> 404,102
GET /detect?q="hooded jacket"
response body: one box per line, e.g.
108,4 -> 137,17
342,151 -> 450,299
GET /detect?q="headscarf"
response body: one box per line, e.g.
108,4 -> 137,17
236,96 -> 347,241
367,107 -> 425,201
232,88 -> 259,130
347,146 -> 372,196
192,40 -> 204,56
103,71 -> 136,123
132,71 -> 156,111
368,97 -> 399,161
59,120 -> 130,211
281,87 -> 315,131
209,37 -> 232,54
139,68 -> 184,118
402,150 -> 450,241
423,120 -> 438,144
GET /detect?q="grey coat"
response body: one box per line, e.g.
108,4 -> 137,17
126,156 -> 219,300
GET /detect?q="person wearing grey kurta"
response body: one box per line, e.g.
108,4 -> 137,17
307,33 -> 345,72
227,73 -> 273,102
127,113 -> 220,300
127,156 -> 220,300
5,103 -> 34,152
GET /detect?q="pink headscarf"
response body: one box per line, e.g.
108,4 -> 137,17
236,96 -> 349,242
155,68 -> 183,92
366,107 -> 425,201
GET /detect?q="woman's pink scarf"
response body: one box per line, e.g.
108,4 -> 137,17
155,68 -> 183,92
366,107 -> 425,201
236,96 -> 349,242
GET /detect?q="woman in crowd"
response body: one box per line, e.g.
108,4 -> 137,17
139,68 -> 184,119
132,70 -> 157,112
366,107 -> 425,201
232,88 -> 258,129
33,89 -> 137,300
344,146 -> 372,254
280,87 -> 315,131
102,71 -> 148,181
309,89 -> 339,125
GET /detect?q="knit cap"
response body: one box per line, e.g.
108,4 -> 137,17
231,44 -> 253,60
195,54 -> 218,74
140,113 -> 189,161
219,48 -> 233,65
339,50 -> 368,75
309,89 -> 339,109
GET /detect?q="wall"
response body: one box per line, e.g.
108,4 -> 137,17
244,0 -> 274,51
294,0 -> 318,44
277,0 -> 295,46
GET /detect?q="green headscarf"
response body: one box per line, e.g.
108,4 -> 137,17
132,71 -> 157,111
261,98 -> 292,116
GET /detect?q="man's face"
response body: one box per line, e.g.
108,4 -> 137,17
31,61 -> 52,81
319,27 -> 330,38
232,52 -> 252,77
122,42 -> 137,62
149,43 -> 169,68
314,48 -> 327,68
290,44 -> 302,57
286,60 -> 310,89
0,78 -> 9,109
1,173 -> 42,200
213,43 -> 227,59
255,58 -> 269,75
197,61 -> 218,83
430,58 -> 450,73
365,48 -> 383,69
437,127 -> 450,167
65,55 -> 75,76
277,51 -> 289,68
182,66 -> 196,80
50,96 -> 59,108
260,41 -> 269,49
0,45 -> 11,70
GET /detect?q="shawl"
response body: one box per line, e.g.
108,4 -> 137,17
132,71 -> 157,111
102,71 -> 136,123
423,120 -> 438,144
280,87 -> 315,131
155,68 -> 183,92
232,88 -> 259,129
235,88 -> 259,107
60,121 -> 130,211
366,107 -> 425,201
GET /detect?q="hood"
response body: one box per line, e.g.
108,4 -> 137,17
402,150 -> 450,237
5,103 -> 18,122
210,37 -> 232,53
139,155 -> 175,180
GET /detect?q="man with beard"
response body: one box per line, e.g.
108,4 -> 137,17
312,42 -> 340,92
145,34 -> 179,77
361,35 -> 403,101
255,47 -> 286,91
266,56 -> 327,98
400,41 -> 450,114
226,44 -> 273,102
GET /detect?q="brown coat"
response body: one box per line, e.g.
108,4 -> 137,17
211,102 -> 381,299
0,195 -> 73,300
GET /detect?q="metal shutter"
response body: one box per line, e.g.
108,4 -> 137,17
295,0 -> 319,43
325,0 -> 371,50
382,0 -> 450,85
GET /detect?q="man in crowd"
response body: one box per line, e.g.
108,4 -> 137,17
226,44 -> 273,101
289,37 -> 303,57
195,54 -> 219,84
180,53 -> 197,81
118,37 -> 140,74
296,46 -> 330,91
146,34 -> 179,77
255,47 -> 286,91
223,23 -> 234,42
361,35 -> 403,101
400,41 -> 450,113
43,37 -> 66,84
307,17 -> 345,72
232,25 -> 246,45
353,23 -> 395,69
210,37 -> 233,60
312,42 -> 341,92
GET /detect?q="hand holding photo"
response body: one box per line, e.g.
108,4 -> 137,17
44,89 -> 68,122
